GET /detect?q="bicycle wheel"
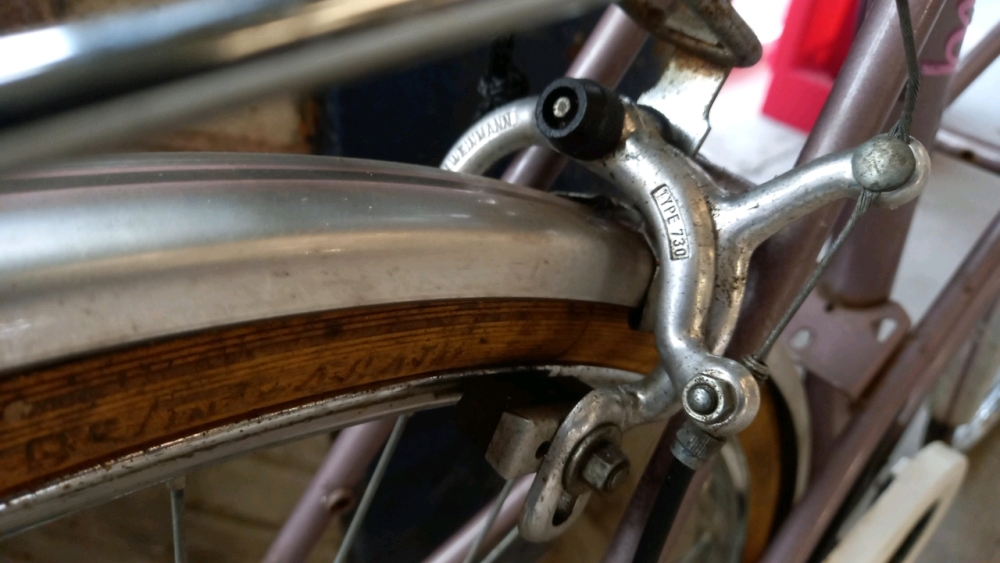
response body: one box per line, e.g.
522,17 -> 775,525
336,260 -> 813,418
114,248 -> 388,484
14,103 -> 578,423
0,153 -> 794,560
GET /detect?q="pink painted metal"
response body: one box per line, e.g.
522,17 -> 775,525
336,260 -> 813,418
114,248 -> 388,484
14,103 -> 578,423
783,295 -> 910,401
946,19 -> 1000,105
819,1 -> 967,308
501,6 -> 649,188
938,126 -> 1000,175
601,419 -> 681,563
761,209 -> 1000,563
263,418 -> 396,563
422,475 -> 533,563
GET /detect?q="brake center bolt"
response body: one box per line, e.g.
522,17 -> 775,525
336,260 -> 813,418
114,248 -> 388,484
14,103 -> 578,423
686,383 -> 717,415
552,96 -> 572,118
580,442 -> 631,493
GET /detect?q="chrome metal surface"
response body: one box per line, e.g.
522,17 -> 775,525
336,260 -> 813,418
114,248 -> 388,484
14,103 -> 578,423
462,478 -> 515,563
334,414 -> 410,563
710,139 -> 930,359
635,50 -> 728,155
0,0 -> 611,170
521,370 -> 681,541
851,134 -> 918,192
0,0 -> 291,116
680,375 -> 733,427
552,97 -> 572,119
0,153 -> 653,373
619,0 -> 761,68
168,477 -> 188,563
447,94 -> 927,539
722,0 -> 947,376
0,365 -> 634,538
952,375 -> 1000,451
816,3 -> 962,308
441,97 -> 544,175
686,384 -> 716,415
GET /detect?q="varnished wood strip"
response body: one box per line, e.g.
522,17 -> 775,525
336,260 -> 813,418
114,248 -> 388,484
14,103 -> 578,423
740,385 -> 786,562
0,297 -> 791,559
0,299 -> 658,498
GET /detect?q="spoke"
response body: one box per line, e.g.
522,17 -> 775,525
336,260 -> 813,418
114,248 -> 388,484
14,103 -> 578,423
168,476 -> 188,563
479,527 -> 519,563
333,413 -> 410,563
463,478 -> 516,563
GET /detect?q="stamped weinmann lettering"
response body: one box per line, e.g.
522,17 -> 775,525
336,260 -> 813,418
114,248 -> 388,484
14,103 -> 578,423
445,110 -> 519,168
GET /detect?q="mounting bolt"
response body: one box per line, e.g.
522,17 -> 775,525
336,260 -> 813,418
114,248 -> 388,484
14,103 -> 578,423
851,133 -> 916,192
580,442 -> 631,493
681,374 -> 734,425
686,383 -> 718,415
552,96 -> 573,119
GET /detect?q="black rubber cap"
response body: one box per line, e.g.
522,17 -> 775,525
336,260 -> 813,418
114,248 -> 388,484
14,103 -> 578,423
535,78 -> 625,161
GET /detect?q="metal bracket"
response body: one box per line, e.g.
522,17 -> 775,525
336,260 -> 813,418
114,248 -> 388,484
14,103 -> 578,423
637,50 -> 728,156
621,0 -> 763,156
783,293 -> 911,401
620,0 -> 762,68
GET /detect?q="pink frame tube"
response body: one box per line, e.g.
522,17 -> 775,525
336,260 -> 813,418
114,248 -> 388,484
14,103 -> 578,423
263,419 -> 396,563
422,476 -> 533,563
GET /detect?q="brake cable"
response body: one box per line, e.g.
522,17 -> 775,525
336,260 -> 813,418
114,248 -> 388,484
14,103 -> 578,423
744,0 -> 922,379
634,2 -> 924,562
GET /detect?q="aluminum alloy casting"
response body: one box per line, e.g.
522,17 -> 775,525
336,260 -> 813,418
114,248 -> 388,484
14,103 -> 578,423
444,90 -> 931,542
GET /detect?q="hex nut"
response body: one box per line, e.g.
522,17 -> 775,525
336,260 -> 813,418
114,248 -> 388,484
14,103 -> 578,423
563,425 -> 624,496
580,442 -> 631,493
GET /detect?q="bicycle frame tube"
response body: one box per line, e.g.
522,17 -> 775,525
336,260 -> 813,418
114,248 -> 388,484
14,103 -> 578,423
763,2 -> 1000,562
762,207 -> 1000,563
946,19 -> 1000,105
0,0 -> 611,171
724,0 -> 948,361
263,419 -> 396,563
820,0 -> 971,306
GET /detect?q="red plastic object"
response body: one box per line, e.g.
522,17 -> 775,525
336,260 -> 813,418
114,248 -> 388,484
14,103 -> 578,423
763,0 -> 861,131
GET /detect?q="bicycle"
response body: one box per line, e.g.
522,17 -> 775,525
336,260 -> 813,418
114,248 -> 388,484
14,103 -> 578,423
0,0 -> 997,562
